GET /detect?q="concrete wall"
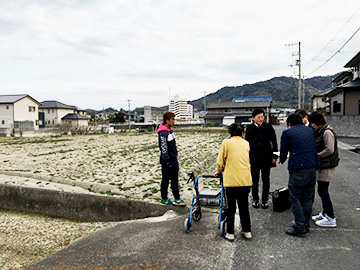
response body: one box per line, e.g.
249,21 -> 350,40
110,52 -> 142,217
0,184 -> 188,222
325,115 -> 360,137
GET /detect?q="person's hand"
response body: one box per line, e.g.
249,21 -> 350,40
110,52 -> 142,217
213,169 -> 217,177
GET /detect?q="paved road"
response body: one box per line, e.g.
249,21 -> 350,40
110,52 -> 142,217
28,126 -> 360,270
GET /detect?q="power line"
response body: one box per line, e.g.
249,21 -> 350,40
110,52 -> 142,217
306,26 -> 360,77
303,8 -> 359,69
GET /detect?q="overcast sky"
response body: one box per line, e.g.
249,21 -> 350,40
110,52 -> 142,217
1,0 -> 359,110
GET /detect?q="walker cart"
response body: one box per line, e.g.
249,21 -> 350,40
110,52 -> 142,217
184,172 -> 227,236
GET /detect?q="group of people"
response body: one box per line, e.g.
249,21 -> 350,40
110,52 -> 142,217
157,109 -> 339,241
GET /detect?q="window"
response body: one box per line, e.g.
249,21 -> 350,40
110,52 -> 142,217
48,109 -> 51,114
52,120 -> 55,124
28,106 -> 35,112
6,106 -> 9,110
333,101 -> 341,113
1,120 -> 4,125
52,109 -> 54,113
224,109 -> 232,113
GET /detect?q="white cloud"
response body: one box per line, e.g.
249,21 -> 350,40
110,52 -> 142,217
0,0 -> 359,109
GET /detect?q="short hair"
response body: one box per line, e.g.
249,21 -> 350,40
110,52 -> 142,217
309,112 -> 326,126
295,109 -> 308,119
252,109 -> 265,118
286,113 -> 303,126
163,111 -> 175,124
228,123 -> 243,137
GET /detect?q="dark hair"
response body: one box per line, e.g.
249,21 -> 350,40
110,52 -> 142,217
295,109 -> 308,119
286,113 -> 303,126
163,111 -> 175,124
252,109 -> 265,118
228,123 -> 243,137
309,112 -> 326,126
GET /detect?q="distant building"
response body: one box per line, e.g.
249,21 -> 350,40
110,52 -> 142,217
326,52 -> 360,116
205,95 -> 272,126
0,94 -> 40,136
144,106 -> 166,123
169,95 -> 193,120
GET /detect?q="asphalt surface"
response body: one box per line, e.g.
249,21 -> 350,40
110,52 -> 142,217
27,126 -> 360,270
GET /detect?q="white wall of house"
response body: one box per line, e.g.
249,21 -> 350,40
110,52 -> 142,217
0,104 -> 14,129
63,119 -> 88,126
13,97 -> 39,130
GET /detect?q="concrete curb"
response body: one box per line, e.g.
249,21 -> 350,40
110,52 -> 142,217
0,184 -> 189,222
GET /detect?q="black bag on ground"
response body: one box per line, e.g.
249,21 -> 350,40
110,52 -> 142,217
272,188 -> 291,212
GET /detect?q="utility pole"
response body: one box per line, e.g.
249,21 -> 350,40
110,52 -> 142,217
302,75 -> 305,110
127,99 -> 132,133
286,41 -> 302,109
298,41 -> 302,109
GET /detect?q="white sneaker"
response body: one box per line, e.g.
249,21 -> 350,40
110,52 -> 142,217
315,214 -> 337,228
312,211 -> 324,221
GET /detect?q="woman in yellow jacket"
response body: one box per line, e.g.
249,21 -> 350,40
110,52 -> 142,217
214,123 -> 253,241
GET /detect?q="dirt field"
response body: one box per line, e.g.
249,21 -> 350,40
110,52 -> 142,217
0,129 -> 228,269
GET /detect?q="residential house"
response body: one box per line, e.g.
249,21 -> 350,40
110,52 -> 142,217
95,107 -> 118,121
311,88 -> 333,113
326,52 -> 360,116
0,94 -> 40,137
205,95 -> 272,126
62,113 -> 89,126
39,100 -> 89,127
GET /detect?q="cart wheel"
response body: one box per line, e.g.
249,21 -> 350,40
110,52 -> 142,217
184,218 -> 191,233
220,220 -> 227,237
192,209 -> 202,221
220,210 -> 227,221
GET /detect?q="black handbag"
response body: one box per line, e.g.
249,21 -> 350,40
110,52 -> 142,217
271,188 -> 291,212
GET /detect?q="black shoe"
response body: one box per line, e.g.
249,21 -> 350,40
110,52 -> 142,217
261,202 -> 269,209
252,200 -> 259,208
286,228 -> 307,236
292,224 -> 310,233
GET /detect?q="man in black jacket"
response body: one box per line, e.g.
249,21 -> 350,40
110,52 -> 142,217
245,109 -> 278,209
157,111 -> 186,206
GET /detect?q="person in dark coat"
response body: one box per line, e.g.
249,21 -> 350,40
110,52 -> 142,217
280,113 -> 321,236
245,109 -> 278,209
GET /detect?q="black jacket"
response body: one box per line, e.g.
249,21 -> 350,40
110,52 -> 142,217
157,124 -> 178,165
245,122 -> 278,167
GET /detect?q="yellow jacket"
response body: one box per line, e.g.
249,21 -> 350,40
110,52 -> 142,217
216,136 -> 252,187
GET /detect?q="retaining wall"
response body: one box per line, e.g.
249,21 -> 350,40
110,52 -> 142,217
325,115 -> 360,137
0,184 -> 188,222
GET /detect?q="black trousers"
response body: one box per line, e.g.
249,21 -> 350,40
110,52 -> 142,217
251,164 -> 271,203
160,162 -> 180,200
317,181 -> 335,218
226,186 -> 251,234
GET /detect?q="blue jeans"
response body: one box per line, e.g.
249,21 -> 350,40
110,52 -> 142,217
288,168 -> 316,231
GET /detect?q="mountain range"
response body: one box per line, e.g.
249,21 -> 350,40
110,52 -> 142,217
189,74 -> 339,110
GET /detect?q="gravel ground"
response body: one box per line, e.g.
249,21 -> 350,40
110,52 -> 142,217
0,210 -> 108,270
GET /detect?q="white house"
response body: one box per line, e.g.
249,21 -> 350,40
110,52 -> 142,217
62,113 -> 89,126
0,94 -> 40,137
39,100 -> 76,126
